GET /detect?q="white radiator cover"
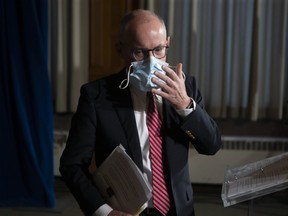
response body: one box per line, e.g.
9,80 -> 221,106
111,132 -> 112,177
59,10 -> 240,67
188,136 -> 288,184
54,132 -> 288,182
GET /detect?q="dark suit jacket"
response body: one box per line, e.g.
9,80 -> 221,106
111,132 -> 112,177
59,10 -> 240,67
60,69 -> 221,216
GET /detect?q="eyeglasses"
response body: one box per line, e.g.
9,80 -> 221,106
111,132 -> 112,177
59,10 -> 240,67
132,45 -> 169,61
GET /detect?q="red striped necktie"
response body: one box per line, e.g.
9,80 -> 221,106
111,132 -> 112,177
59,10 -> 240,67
146,92 -> 170,215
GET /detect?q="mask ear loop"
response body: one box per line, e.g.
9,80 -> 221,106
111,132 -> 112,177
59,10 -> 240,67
119,64 -> 133,89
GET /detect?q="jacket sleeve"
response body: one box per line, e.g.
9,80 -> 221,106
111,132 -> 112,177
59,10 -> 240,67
181,75 -> 222,155
59,84 -> 105,216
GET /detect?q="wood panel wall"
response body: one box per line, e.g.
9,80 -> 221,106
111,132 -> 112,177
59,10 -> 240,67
89,0 -> 140,81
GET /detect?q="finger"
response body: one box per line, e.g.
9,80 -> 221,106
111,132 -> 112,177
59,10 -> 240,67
152,88 -> 171,99
154,70 -> 167,81
175,63 -> 186,82
152,76 -> 173,93
153,71 -> 175,88
161,66 -> 178,80
176,63 -> 183,78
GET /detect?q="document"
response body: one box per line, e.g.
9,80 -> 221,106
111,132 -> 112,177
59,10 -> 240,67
225,156 -> 288,198
93,145 -> 152,215
222,152 -> 288,207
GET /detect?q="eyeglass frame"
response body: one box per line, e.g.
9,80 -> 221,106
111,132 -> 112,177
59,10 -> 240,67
131,45 -> 169,61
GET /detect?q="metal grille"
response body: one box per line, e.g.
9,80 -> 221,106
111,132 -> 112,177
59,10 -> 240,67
221,136 -> 288,151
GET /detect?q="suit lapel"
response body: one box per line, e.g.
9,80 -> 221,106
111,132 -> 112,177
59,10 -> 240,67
112,74 -> 144,171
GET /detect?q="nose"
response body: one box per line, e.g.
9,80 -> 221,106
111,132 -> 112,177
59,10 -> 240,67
148,50 -> 153,56
143,50 -> 153,59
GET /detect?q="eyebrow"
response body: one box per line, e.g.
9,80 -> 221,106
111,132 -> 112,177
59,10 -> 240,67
133,44 -> 166,50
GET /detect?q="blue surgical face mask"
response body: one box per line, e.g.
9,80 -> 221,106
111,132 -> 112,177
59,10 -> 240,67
119,56 -> 169,92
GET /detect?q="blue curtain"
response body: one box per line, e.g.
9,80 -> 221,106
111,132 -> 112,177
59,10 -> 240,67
0,0 -> 55,208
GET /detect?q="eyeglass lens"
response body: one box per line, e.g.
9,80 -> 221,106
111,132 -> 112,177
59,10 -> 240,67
133,46 -> 168,60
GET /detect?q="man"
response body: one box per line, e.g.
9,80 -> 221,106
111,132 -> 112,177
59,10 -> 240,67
60,9 -> 221,216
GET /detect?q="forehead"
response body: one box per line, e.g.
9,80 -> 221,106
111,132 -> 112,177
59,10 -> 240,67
123,15 -> 167,48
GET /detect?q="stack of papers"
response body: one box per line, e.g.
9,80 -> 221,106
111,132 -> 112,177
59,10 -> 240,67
93,145 -> 152,215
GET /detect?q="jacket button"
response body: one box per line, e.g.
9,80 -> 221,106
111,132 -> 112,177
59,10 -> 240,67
185,130 -> 196,139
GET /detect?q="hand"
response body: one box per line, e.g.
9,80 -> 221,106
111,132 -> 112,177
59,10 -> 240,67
152,63 -> 191,110
108,210 -> 133,216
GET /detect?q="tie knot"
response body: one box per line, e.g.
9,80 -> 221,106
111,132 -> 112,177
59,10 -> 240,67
147,92 -> 156,112
147,92 -> 154,100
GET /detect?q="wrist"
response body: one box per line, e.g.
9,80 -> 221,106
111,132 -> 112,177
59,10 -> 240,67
186,98 -> 193,109
185,97 -> 196,111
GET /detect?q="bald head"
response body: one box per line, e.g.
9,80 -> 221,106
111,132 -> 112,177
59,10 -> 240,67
118,9 -> 167,44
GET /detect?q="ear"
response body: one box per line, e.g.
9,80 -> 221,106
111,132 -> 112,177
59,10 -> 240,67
166,36 -> 170,46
